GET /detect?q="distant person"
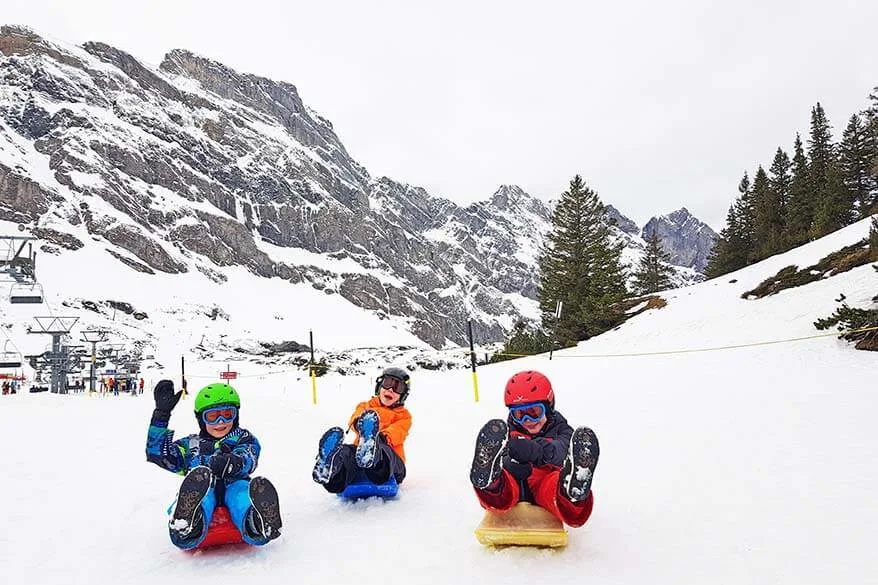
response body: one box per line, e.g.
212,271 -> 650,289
469,370 -> 600,529
145,381 -> 282,549
139,377 -> 145,394
312,367 -> 412,494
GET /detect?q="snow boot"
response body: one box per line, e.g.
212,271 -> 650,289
470,419 -> 508,490
170,466 -> 213,540
355,410 -> 381,469
560,427 -> 600,503
312,427 -> 345,484
246,477 -> 282,542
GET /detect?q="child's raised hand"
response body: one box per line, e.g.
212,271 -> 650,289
153,380 -> 183,414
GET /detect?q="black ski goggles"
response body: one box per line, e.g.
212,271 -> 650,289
379,376 -> 404,393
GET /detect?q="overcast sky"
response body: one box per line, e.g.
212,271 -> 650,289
5,0 -> 877,229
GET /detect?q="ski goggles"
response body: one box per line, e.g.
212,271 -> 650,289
509,402 -> 546,424
378,376 -> 404,393
201,405 -> 238,425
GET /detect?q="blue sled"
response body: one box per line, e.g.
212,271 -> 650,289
338,472 -> 399,500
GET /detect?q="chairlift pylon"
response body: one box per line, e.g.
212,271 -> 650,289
9,282 -> 44,304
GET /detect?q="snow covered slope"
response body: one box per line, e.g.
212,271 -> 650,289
1,218 -> 875,585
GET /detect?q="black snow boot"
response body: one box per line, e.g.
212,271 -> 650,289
170,466 -> 213,540
560,427 -> 600,503
246,477 -> 282,542
470,419 -> 508,490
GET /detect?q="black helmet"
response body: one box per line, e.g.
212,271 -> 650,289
374,367 -> 411,406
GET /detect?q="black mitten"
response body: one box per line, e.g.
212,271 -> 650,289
503,455 -> 532,481
153,379 -> 182,415
208,453 -> 243,479
508,438 -> 540,463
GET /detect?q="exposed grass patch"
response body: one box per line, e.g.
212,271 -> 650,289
743,240 -> 873,299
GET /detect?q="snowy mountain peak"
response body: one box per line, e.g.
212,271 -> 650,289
604,205 -> 640,235
489,184 -> 527,207
642,209 -> 718,271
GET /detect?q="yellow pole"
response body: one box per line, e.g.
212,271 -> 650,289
309,329 -> 317,405
467,320 -> 479,402
310,366 -> 318,405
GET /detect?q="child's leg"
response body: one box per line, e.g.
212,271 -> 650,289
321,444 -> 359,494
364,437 -> 406,485
225,478 -> 282,545
474,469 -> 521,512
531,469 -> 594,527
168,466 -> 217,549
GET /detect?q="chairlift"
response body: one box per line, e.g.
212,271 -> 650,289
9,282 -> 44,304
0,341 -> 22,369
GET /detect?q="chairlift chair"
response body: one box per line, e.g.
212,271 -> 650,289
9,282 -> 44,304
0,341 -> 22,369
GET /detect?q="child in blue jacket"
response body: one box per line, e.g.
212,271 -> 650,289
146,380 -> 282,549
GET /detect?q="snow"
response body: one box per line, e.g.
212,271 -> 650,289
252,237 -> 406,288
0,216 -> 426,361
1,218 -> 875,584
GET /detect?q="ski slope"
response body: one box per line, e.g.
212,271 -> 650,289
1,218 -> 876,585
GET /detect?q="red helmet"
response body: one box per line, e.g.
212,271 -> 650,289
504,370 -> 554,407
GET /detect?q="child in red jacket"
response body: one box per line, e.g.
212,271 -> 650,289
470,370 -> 599,527
312,367 -> 412,493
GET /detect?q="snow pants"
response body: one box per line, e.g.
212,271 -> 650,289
321,441 -> 406,494
168,479 -> 270,549
474,466 -> 594,527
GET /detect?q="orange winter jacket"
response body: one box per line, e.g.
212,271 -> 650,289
348,397 -> 412,463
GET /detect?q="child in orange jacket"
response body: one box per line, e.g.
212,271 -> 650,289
312,367 -> 412,493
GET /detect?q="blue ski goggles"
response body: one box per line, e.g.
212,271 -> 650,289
201,405 -> 238,425
509,402 -> 546,424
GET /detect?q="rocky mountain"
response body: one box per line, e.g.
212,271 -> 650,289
605,205 -> 640,235
0,26 -> 715,354
642,208 -> 718,272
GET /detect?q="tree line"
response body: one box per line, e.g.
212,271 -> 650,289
706,86 -> 878,277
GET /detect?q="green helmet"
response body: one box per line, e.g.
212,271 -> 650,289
194,383 -> 241,413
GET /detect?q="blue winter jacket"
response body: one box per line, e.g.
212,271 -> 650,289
146,412 -> 260,482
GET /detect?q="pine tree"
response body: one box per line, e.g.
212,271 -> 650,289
808,102 -> 834,193
490,320 -> 553,362
784,134 -> 813,245
860,89 -> 878,215
704,172 -> 757,278
735,171 -> 755,248
751,165 -> 784,259
812,159 -> 852,237
538,175 -> 628,346
838,114 -> 877,219
632,231 -> 674,294
705,225 -> 731,279
768,147 -> 792,220
807,102 -> 851,238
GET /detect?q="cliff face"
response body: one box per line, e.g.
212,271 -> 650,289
0,26 -> 554,347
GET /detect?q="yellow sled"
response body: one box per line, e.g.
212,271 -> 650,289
475,502 -> 568,548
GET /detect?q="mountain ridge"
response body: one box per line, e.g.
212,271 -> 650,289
0,25 -> 715,350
